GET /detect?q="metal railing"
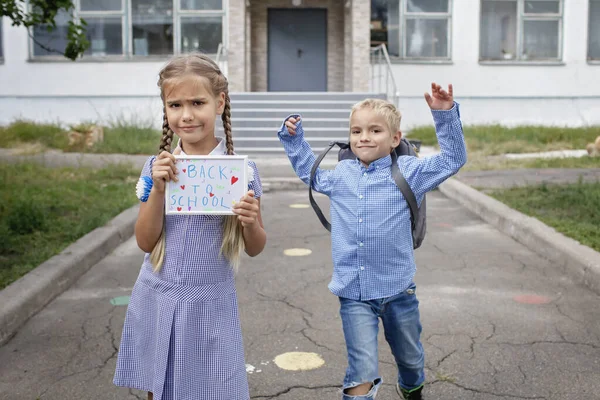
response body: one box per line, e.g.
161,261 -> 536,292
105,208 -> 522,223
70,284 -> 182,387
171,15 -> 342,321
215,43 -> 228,75
369,44 -> 398,107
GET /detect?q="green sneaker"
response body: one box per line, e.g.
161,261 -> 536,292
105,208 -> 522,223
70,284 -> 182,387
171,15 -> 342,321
396,384 -> 423,400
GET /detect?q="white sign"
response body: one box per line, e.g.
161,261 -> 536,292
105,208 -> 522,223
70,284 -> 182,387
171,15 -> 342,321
165,155 -> 248,215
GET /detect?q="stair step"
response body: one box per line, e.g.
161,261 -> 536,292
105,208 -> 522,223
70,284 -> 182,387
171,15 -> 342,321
226,118 -> 349,128
231,109 -> 351,119
229,92 -> 386,102
217,91 -> 388,155
230,100 -> 358,110
235,147 -> 334,153
229,137 -> 346,142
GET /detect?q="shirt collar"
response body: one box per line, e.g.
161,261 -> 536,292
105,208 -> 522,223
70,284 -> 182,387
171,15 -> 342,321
175,137 -> 227,156
358,154 -> 393,170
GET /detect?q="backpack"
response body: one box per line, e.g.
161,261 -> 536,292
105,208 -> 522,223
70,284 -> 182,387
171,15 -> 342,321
309,138 -> 427,249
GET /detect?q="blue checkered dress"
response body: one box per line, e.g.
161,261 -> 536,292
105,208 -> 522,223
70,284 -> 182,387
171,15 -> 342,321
114,139 -> 262,400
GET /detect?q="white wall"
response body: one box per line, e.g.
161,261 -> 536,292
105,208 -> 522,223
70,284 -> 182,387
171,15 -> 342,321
0,19 -> 167,126
2,0 -> 600,129
388,0 -> 600,129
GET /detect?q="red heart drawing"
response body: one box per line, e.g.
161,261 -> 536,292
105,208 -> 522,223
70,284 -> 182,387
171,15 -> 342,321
180,185 -> 185,190
231,176 -> 239,185
177,207 -> 182,211
182,169 -> 186,173
209,192 -> 214,197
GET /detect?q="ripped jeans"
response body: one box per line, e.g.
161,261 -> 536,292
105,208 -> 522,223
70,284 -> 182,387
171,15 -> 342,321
339,283 -> 425,400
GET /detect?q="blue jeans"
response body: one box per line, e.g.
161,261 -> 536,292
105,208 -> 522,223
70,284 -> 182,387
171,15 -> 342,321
339,283 -> 425,400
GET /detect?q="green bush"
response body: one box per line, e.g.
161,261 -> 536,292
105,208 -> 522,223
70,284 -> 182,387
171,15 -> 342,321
6,201 -> 47,234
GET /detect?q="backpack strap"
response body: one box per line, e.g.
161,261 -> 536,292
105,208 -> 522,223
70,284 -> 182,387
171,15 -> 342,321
390,151 -> 419,231
309,141 -> 346,232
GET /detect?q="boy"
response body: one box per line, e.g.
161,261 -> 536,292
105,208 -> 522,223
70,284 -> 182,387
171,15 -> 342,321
277,83 -> 467,400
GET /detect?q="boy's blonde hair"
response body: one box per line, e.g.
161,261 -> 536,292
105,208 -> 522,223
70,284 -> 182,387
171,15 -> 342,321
150,53 -> 244,273
350,98 -> 402,135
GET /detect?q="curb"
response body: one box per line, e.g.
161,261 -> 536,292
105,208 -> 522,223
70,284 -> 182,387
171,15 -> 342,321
0,204 -> 140,346
439,178 -> 600,294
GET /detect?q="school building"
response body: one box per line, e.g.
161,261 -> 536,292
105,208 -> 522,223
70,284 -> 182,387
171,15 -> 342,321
1,0 -> 599,141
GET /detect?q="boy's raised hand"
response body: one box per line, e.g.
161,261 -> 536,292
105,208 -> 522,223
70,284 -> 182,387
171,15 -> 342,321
284,116 -> 301,136
424,83 -> 454,110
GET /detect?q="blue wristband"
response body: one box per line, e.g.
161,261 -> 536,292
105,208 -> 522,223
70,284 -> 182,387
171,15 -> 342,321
136,176 -> 153,202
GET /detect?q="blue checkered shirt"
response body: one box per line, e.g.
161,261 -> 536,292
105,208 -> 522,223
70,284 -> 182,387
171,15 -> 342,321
278,103 -> 467,301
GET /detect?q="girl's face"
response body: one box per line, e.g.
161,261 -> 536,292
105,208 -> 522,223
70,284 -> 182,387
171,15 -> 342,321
163,75 -> 225,153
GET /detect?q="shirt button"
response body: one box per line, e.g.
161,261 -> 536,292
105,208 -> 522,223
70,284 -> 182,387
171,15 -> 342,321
359,242 -> 364,246
360,266 -> 365,270
363,172 -> 367,176
359,194 -> 363,199
359,218 -> 363,223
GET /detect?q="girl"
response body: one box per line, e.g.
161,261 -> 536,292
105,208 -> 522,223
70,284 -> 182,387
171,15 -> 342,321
114,53 -> 266,400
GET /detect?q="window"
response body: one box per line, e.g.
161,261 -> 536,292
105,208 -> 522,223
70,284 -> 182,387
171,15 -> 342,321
31,0 -> 225,59
0,18 -> 4,61
480,0 -> 563,62
589,0 -> 600,61
371,0 -> 452,60
33,1 -> 124,57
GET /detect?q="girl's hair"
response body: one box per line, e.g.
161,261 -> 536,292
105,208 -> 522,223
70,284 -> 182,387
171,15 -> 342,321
350,98 -> 402,135
150,53 -> 245,272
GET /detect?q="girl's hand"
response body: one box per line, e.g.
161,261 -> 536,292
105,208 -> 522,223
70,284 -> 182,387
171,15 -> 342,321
424,83 -> 454,110
233,190 -> 259,228
284,116 -> 301,136
151,150 -> 178,193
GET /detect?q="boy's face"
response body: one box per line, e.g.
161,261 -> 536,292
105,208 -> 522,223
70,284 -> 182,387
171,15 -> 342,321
349,108 -> 401,166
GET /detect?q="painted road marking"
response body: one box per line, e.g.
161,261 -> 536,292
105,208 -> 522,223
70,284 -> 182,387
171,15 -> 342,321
110,296 -> 131,306
289,204 -> 310,209
513,294 -> 552,304
283,248 -> 312,256
274,352 -> 325,371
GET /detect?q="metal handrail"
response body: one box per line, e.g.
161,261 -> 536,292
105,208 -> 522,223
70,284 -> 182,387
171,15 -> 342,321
369,44 -> 398,107
215,43 -> 226,62
215,43 -> 228,73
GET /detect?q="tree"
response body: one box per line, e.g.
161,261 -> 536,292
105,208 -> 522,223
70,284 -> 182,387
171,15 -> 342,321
0,0 -> 89,60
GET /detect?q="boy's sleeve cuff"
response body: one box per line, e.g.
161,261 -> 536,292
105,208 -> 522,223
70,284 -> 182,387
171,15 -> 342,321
278,114 -> 304,139
430,101 -> 460,121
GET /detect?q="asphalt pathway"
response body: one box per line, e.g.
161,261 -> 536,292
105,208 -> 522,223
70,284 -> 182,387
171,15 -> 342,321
0,190 -> 599,399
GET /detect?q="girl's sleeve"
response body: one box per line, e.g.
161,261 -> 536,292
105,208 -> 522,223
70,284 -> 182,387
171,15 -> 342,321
248,160 -> 263,199
140,155 -> 156,178
135,156 -> 156,202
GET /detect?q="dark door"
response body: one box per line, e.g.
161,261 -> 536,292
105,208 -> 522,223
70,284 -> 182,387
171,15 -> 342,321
267,8 -> 327,91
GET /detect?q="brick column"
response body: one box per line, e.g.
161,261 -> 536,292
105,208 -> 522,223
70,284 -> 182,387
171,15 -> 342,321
351,0 -> 370,92
227,0 -> 246,91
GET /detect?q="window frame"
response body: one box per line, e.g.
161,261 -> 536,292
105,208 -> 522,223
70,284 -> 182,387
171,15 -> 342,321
27,0 -> 227,61
588,0 -> 600,63
399,0 -> 453,61
371,0 -> 454,63
479,0 -> 564,64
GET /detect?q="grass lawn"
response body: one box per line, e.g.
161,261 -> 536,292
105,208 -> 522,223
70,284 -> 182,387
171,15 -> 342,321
0,162 -> 139,289
410,124 -> 600,155
489,181 -> 600,252
407,124 -> 600,170
0,120 -> 159,155
459,152 -> 600,171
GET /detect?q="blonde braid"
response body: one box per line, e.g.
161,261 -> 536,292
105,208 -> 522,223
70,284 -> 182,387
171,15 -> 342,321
149,108 -> 171,272
220,93 -> 244,270
159,109 -> 174,154
222,94 -> 234,155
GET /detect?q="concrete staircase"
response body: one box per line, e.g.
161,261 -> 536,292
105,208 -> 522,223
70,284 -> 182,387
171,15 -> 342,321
220,92 -> 386,155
